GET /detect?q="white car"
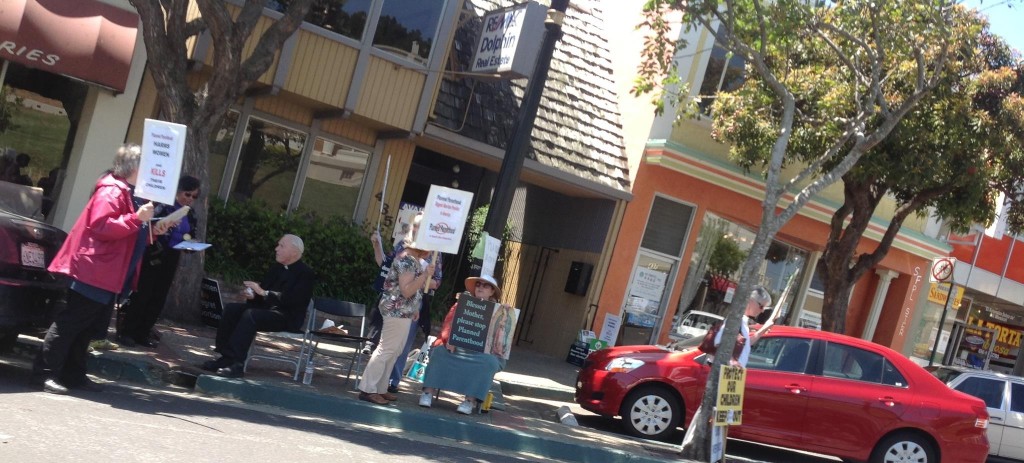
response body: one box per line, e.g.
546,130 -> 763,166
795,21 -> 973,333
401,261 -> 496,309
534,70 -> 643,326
673,310 -> 723,340
930,365 -> 1024,460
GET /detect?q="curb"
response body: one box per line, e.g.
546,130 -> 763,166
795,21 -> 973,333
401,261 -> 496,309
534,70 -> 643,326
11,338 -> 198,389
499,379 -> 576,402
196,375 -> 673,463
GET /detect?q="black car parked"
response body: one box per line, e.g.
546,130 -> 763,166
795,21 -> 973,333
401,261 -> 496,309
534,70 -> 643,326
0,190 -> 66,352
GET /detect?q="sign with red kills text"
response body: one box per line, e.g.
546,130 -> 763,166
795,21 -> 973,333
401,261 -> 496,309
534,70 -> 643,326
417,185 -> 473,254
136,119 -> 186,205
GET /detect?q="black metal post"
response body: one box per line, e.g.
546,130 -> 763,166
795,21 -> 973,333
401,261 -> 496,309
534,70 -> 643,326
481,0 -> 570,241
928,281 -> 956,367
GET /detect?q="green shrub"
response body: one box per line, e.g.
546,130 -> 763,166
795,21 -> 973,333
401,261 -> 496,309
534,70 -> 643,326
205,200 -> 379,306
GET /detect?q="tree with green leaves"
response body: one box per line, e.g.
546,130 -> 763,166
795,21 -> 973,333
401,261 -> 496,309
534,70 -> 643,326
128,0 -> 314,322
711,9 -> 1024,334
637,0 -> 965,458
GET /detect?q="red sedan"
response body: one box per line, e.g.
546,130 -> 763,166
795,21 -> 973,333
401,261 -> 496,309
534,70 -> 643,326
576,326 -> 989,463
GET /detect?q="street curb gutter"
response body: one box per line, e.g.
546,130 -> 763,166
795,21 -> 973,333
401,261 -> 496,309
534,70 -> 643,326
196,375 -> 673,463
499,380 -> 575,402
12,339 -> 198,389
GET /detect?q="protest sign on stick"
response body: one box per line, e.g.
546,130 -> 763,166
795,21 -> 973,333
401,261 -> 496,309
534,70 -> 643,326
136,119 -> 186,205
417,185 -> 473,254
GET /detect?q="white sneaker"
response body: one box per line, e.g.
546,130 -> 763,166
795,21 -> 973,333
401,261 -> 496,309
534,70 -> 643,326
456,399 -> 474,415
418,392 -> 432,408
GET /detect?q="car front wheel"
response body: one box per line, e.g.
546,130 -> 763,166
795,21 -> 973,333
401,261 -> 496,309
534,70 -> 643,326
870,432 -> 936,463
619,385 -> 681,440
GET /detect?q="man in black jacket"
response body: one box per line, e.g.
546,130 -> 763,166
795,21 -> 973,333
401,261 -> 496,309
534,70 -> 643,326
202,234 -> 315,377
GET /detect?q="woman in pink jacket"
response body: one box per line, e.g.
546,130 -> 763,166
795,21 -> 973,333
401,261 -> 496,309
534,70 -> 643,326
33,143 -> 155,395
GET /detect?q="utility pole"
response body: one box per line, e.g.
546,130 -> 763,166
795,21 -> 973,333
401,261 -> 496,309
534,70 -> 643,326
482,0 -> 570,240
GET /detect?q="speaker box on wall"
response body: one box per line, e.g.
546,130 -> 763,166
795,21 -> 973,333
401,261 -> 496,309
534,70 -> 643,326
565,261 -> 593,295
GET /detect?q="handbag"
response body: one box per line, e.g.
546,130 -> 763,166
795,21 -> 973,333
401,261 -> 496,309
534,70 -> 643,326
698,322 -> 745,360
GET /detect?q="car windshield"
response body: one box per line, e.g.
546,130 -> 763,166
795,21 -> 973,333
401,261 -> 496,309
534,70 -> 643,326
682,312 -> 721,330
928,367 -> 963,384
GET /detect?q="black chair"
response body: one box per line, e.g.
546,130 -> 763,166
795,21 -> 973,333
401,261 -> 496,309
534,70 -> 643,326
300,297 -> 371,386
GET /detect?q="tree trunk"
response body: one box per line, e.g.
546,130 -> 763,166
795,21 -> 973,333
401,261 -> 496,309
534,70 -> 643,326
680,226 -> 775,460
161,124 -> 215,324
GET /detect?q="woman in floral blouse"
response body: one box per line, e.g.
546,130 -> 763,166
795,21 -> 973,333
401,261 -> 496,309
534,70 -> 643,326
357,235 -> 435,405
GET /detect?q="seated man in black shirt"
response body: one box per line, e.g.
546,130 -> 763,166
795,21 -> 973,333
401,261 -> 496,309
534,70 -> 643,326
202,234 -> 315,377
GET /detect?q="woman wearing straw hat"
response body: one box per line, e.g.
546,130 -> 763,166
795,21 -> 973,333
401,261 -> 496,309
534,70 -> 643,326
418,274 -> 510,414
357,234 -> 435,405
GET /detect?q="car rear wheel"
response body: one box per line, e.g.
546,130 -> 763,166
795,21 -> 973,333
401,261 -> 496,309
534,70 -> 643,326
870,432 -> 936,463
619,385 -> 681,440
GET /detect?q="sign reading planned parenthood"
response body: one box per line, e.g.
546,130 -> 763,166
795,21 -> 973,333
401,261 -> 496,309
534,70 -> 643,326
418,185 -> 474,254
136,118 -> 186,205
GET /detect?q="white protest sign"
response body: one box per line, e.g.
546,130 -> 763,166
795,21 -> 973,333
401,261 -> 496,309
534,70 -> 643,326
136,119 -> 186,205
482,232 -> 501,277
417,185 -> 473,254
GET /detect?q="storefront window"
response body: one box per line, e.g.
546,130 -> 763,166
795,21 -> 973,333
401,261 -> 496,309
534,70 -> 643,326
228,117 -> 307,211
697,25 -> 746,116
0,62 -> 84,222
209,111 -> 240,196
296,137 -> 370,218
908,282 -> 966,366
265,0 -> 371,41
671,212 -> 807,338
372,0 -> 445,64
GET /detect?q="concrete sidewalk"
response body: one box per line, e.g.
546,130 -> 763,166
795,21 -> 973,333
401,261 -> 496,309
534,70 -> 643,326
8,321 -> 689,463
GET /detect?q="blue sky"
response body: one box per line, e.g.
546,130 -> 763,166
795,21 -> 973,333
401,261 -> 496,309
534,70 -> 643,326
965,0 -> 1024,54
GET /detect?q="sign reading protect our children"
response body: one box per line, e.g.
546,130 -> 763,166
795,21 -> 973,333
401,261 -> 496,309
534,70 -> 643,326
417,185 -> 474,254
135,119 -> 186,205
448,294 -> 520,360
714,365 -> 746,425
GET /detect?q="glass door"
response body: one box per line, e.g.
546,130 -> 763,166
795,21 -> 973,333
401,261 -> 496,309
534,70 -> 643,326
619,252 -> 676,345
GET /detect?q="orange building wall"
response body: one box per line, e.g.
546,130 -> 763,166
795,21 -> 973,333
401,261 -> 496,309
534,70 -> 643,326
873,267 -> 927,351
844,273 -> 878,336
976,235 -> 1012,274
598,156 -> 933,347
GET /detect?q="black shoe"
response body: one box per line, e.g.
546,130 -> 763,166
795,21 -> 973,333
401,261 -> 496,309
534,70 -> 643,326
115,334 -> 136,348
42,379 -> 68,395
216,363 -> 244,378
387,385 -> 399,394
135,338 -> 158,348
201,357 -> 232,372
72,377 -> 104,392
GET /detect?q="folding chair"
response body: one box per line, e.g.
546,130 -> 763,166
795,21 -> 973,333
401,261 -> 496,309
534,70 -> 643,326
243,300 -> 314,380
300,297 -> 371,386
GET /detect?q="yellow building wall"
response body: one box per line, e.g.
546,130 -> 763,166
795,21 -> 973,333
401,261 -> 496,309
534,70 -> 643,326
501,242 -> 601,357
365,139 -> 416,239
284,32 -> 359,108
354,56 -> 425,130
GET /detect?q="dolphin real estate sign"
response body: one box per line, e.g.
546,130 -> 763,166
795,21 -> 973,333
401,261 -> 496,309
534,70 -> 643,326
470,1 -> 546,79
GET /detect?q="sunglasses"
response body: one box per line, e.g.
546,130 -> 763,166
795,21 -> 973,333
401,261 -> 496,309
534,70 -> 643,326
475,281 -> 494,289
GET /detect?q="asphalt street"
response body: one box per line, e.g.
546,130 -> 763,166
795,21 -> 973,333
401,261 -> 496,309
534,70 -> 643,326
0,359 -> 537,463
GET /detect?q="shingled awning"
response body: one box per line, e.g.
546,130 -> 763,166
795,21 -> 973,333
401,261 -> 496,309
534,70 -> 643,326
0,0 -> 139,92
430,0 -> 631,198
